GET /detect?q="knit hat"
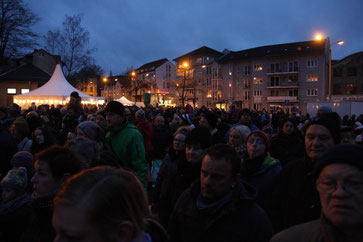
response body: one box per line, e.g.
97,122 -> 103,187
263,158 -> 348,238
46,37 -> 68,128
241,108 -> 251,116
246,130 -> 270,151
11,151 -> 34,175
303,112 -> 341,144
1,167 -> 28,192
202,112 -> 218,129
13,116 -> 27,125
77,121 -> 104,142
135,109 -> 145,118
313,144 -> 363,182
104,101 -> 125,117
70,91 -> 80,99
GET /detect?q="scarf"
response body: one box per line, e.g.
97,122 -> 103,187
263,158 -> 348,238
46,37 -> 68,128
0,192 -> 30,215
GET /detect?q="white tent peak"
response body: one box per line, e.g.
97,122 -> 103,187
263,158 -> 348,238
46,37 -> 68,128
16,64 -> 94,98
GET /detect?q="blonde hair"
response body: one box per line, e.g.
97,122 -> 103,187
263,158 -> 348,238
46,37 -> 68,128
231,125 -> 251,143
54,166 -> 150,240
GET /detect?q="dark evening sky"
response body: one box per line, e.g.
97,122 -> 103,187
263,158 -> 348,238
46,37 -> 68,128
26,0 -> 363,75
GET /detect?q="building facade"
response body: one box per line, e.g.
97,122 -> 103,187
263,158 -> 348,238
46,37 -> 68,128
219,39 -> 330,112
135,58 -> 176,106
332,52 -> 363,101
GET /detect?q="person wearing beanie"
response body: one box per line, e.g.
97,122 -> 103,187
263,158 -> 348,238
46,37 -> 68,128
241,130 -> 281,218
76,121 -> 105,149
104,101 -> 148,190
11,151 -> 34,182
272,144 -> 363,242
0,167 -> 31,242
272,112 -> 341,232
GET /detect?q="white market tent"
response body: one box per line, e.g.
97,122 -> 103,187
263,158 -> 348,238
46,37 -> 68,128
115,96 -> 134,106
14,64 -> 104,108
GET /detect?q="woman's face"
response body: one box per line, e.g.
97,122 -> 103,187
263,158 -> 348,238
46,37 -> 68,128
53,205 -> 133,242
229,128 -> 243,148
173,133 -> 186,152
246,134 -> 266,159
34,129 -> 45,144
186,143 -> 204,163
31,160 -> 62,198
282,121 -> 294,135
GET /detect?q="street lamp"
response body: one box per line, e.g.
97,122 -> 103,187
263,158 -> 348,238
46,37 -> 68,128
315,34 -> 344,102
103,77 -> 109,103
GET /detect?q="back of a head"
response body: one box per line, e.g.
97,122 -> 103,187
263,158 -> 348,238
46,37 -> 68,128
202,112 -> 218,129
231,125 -> 251,142
54,166 -> 150,240
204,144 -> 241,177
67,137 -> 100,169
185,127 -> 212,150
35,145 -> 82,180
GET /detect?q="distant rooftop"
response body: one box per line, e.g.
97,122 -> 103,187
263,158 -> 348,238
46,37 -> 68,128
219,39 -> 327,62
136,58 -> 169,73
173,46 -> 223,62
0,63 -> 50,82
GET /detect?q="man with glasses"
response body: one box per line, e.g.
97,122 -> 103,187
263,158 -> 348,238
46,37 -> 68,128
272,144 -> 363,242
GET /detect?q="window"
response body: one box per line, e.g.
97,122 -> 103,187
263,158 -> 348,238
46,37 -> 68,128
270,63 -> 280,73
307,88 -> 318,96
307,60 -> 318,67
289,90 -> 298,96
333,84 -> 343,94
253,77 -> 262,84
347,83 -> 357,94
244,65 -> 251,75
244,78 -> 251,88
270,90 -> 279,96
84,87 -> 87,92
270,76 -> 280,86
21,89 -> 29,94
206,90 -> 212,98
288,61 -> 299,72
244,91 -> 250,101
90,87 -> 93,92
167,82 -> 170,89
254,103 -> 262,110
206,78 -> 211,86
198,90 -> 202,95
197,58 -> 202,65
253,64 -> 262,71
254,90 -> 262,96
288,76 -> 297,82
7,88 -> 16,94
347,67 -> 357,76
307,74 -> 318,82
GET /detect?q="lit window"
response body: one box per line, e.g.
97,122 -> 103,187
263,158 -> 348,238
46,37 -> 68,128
21,89 -> 29,94
7,88 -> 16,94
253,64 -> 263,71
253,77 -> 263,84
307,74 -> 318,82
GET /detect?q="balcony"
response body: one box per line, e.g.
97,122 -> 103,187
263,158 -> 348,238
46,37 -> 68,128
267,96 -> 298,103
267,67 -> 299,75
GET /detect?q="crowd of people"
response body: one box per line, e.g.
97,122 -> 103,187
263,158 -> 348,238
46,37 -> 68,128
0,90 -> 363,242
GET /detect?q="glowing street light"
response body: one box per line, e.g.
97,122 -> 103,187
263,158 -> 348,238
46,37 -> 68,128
315,34 -> 323,41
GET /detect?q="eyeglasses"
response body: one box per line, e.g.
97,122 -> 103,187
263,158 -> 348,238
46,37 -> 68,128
316,179 -> 363,195
247,138 -> 265,145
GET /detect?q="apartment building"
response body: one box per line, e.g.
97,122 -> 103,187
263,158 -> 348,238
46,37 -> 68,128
173,46 -> 224,108
332,52 -> 363,101
135,58 -> 175,106
219,39 -> 330,112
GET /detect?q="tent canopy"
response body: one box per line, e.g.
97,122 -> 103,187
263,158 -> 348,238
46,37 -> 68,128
13,64 -> 103,107
115,96 -> 134,105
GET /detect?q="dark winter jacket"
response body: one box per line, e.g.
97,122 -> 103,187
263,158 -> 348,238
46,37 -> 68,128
0,193 -> 31,242
272,157 -> 321,232
168,180 -> 273,242
153,149 -> 200,227
270,132 -> 305,166
241,153 -> 281,217
152,125 -> 172,160
271,216 -> 344,242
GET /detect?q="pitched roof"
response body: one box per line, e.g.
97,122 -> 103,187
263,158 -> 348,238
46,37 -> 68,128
136,58 -> 169,73
0,64 -> 50,82
23,48 -> 61,60
173,46 -> 223,62
219,40 -> 327,63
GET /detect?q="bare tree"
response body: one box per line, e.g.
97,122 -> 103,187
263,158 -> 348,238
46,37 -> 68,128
44,14 -> 96,78
0,0 -> 39,63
